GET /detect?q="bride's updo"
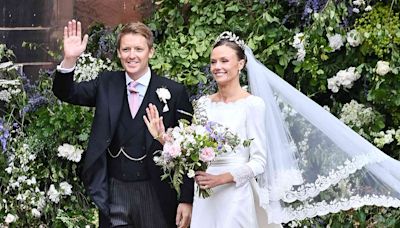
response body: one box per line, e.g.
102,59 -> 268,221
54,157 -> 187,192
213,31 -> 247,63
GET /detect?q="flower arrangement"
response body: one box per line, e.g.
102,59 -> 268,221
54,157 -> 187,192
153,100 -> 252,198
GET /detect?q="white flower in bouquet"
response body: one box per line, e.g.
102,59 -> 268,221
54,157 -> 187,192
375,60 -> 391,76
352,8 -> 360,13
60,181 -> 73,196
194,125 -> 207,136
57,143 -> 83,163
328,33 -> 344,51
365,5 -> 372,11
47,184 -> 60,203
346,29 -> 362,47
187,169 -> 196,178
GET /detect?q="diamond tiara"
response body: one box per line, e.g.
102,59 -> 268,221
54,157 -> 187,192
214,31 -> 246,51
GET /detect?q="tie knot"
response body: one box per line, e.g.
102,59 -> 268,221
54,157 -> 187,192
128,81 -> 138,93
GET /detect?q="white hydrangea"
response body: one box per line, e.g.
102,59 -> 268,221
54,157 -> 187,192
375,60 -> 391,76
346,29 -> 362,47
339,100 -> 375,131
57,143 -> 84,163
327,67 -> 361,93
328,33 -> 344,51
74,53 -> 117,82
59,181 -> 73,196
0,79 -> 21,103
395,129 -> 400,144
47,184 -> 60,203
372,129 -> 395,148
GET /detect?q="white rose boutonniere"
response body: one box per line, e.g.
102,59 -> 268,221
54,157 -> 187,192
156,87 -> 171,112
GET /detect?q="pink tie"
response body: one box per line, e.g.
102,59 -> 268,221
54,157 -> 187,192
128,81 -> 139,118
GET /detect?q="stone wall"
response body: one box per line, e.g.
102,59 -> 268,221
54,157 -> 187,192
0,0 -> 153,77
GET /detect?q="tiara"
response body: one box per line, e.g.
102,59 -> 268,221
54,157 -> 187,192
214,31 -> 246,51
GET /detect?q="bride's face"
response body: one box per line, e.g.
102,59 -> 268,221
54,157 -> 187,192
210,45 -> 245,86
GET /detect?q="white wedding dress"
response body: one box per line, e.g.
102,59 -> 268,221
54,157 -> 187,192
190,95 -> 282,228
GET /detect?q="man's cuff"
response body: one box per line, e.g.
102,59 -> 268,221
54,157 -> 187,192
56,61 -> 75,73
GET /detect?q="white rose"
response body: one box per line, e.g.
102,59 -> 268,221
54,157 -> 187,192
346,29 -> 362,47
47,184 -> 60,203
60,182 -> 73,196
365,5 -> 372,11
156,88 -> 171,103
352,8 -> 360,13
5,213 -> 17,224
375,61 -> 391,76
328,77 -> 339,93
328,34 -> 344,51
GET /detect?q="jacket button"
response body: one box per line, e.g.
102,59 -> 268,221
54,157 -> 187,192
106,138 -> 111,143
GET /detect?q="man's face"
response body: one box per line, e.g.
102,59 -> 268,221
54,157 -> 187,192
117,33 -> 154,80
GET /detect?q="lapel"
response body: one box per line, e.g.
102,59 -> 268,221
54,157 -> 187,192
108,71 -> 126,134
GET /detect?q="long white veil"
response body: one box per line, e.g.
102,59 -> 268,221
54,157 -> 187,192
245,46 -> 400,223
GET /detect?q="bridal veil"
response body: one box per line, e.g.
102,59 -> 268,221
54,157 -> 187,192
245,46 -> 400,223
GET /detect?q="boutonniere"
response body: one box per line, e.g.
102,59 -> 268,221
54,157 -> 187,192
156,87 -> 171,112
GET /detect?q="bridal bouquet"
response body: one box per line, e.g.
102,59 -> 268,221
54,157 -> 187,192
154,115 -> 252,198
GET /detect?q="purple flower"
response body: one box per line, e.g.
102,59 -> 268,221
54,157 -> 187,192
21,94 -> 48,115
0,119 -> 10,152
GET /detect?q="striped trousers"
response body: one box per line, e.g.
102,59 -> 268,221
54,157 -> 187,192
108,178 -> 168,228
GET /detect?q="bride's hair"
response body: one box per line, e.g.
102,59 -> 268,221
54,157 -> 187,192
213,32 -> 247,63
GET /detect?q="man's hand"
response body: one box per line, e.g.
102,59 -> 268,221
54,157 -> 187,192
62,19 -> 89,68
176,203 -> 192,228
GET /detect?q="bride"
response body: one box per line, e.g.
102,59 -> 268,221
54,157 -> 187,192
145,31 -> 400,227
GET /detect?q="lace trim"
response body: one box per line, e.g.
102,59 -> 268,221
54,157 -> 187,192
279,150 -> 388,203
268,194 -> 400,224
231,165 -> 254,187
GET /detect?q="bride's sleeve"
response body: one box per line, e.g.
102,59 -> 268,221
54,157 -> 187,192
230,97 -> 267,187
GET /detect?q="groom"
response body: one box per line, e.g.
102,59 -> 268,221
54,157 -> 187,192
52,20 -> 194,227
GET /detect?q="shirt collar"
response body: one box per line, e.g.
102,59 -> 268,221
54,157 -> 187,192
125,67 -> 151,87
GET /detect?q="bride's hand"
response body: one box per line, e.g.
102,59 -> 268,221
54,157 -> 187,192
195,171 -> 234,189
143,103 -> 166,144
